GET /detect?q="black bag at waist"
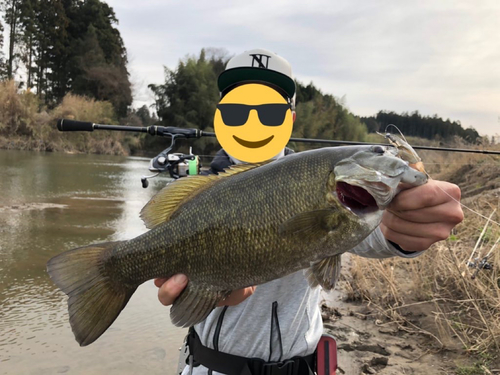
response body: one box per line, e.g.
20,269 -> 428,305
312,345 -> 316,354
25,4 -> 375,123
186,328 -> 316,375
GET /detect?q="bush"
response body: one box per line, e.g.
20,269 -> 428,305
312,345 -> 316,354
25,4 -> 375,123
0,80 -> 40,137
0,80 -> 130,155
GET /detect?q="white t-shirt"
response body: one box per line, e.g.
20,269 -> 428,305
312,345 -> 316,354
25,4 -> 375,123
182,227 -> 420,375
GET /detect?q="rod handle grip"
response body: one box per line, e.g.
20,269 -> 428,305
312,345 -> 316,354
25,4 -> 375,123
57,119 -> 94,132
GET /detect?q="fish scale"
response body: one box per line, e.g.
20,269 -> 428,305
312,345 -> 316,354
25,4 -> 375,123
114,154 -> 329,285
47,145 -> 427,346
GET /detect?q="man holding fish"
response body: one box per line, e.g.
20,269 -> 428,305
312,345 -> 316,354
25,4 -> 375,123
46,48 -> 463,375
155,49 -> 464,375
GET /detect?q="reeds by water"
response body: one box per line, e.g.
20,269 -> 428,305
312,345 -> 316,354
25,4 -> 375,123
0,80 -> 135,154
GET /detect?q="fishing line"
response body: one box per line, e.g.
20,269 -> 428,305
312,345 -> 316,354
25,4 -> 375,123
383,127 -> 500,278
386,124 -> 409,144
436,186 -> 500,228
381,125 -> 500,228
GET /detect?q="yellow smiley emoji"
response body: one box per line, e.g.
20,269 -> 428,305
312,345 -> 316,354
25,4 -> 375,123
214,83 -> 294,163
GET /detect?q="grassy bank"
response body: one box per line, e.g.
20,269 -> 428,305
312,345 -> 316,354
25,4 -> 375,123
0,80 -> 142,155
347,146 -> 500,373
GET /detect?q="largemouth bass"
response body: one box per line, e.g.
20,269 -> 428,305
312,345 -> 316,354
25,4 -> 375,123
47,145 -> 427,346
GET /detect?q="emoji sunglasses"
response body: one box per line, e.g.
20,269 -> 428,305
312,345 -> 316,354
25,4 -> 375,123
216,104 -> 292,126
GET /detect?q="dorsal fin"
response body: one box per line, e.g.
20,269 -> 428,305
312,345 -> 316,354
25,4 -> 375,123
140,162 -> 268,229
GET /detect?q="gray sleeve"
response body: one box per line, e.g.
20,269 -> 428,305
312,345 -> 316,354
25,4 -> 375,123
348,227 -> 423,259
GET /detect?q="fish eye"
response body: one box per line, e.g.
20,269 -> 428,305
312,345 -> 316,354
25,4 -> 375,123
372,145 -> 386,154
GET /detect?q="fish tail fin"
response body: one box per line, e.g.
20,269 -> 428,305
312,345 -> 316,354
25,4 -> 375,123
47,241 -> 136,346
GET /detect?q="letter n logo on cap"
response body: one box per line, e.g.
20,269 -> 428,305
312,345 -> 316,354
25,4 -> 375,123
250,54 -> 271,69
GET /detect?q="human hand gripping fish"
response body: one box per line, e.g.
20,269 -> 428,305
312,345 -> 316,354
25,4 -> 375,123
155,148 -> 463,305
379,130 -> 463,252
381,180 -> 463,252
154,275 -> 255,307
155,182 -> 463,306
47,145 -> 430,346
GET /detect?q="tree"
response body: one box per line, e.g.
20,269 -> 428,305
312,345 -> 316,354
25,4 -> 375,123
366,110 -> 480,143
292,92 -> 367,151
65,0 -> 131,116
295,81 -> 321,105
358,116 -> 381,133
135,105 -> 156,126
0,0 -> 132,114
0,0 -> 134,115
71,23 -> 131,117
149,49 -> 222,130
0,19 -> 6,78
149,49 -> 229,154
32,0 -> 69,102
1,0 -> 23,79
18,0 -> 37,88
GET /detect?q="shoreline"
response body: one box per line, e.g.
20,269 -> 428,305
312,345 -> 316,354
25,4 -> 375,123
320,255 -> 489,375
0,136 -> 155,157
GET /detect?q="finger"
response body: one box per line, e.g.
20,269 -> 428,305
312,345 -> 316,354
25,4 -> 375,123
217,286 -> 256,307
390,181 -> 461,211
158,274 -> 188,306
382,217 -> 455,242
397,182 -> 416,191
382,212 -> 456,240
385,200 -> 464,224
154,278 -> 168,288
380,224 -> 439,252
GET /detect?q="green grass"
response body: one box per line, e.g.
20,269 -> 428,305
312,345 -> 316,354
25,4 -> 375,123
455,366 -> 484,375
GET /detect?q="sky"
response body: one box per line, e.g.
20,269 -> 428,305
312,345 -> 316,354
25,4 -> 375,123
99,1 -> 498,136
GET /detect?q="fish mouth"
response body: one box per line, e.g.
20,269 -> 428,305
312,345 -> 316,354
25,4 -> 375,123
336,181 -> 378,215
233,135 -> 274,148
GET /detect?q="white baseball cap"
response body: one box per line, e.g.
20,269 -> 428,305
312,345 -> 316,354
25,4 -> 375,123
217,48 -> 296,100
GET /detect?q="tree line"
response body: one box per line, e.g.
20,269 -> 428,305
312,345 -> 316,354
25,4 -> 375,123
149,49 -> 484,156
359,111 -> 480,143
0,0 -> 131,117
0,0 -> 483,154
149,49 -> 368,155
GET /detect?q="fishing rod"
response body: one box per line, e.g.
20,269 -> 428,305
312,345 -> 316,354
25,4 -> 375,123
58,119 -> 500,279
57,119 -> 201,186
57,119 -> 500,156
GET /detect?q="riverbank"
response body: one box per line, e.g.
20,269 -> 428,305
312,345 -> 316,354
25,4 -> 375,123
0,80 -> 145,156
321,274 -> 459,374
328,150 -> 500,374
0,133 -> 132,155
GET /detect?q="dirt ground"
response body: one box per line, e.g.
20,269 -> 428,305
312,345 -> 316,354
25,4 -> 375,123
318,154 -> 500,375
320,265 -> 499,375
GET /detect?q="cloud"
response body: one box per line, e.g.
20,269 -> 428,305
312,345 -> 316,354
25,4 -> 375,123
108,0 -> 500,136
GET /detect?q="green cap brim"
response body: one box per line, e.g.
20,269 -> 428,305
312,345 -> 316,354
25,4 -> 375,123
218,67 -> 296,98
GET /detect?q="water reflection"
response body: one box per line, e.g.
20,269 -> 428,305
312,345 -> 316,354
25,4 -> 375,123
0,150 -> 186,375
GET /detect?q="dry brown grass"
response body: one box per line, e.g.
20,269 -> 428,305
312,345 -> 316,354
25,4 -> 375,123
0,80 -> 39,137
347,146 -> 500,365
0,79 -> 133,155
50,94 -> 128,155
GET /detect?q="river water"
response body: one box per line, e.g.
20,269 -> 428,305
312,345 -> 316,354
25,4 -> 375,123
0,150 -> 187,375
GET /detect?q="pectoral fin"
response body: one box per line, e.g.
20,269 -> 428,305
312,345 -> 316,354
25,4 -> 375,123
304,254 -> 342,291
170,283 -> 231,327
278,209 -> 340,240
